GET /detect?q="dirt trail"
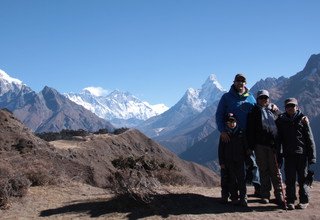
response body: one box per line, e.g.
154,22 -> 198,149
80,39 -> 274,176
1,182 -> 320,219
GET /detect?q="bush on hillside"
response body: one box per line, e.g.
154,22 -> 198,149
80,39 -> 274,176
109,155 -> 185,203
0,160 -> 58,209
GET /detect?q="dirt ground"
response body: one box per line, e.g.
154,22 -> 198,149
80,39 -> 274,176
1,181 -> 320,220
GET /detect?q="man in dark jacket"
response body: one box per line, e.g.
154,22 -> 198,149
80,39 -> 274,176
276,98 -> 316,210
219,113 -> 248,206
247,90 -> 283,205
216,74 -> 260,197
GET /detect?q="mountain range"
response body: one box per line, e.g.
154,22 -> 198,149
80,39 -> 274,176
137,74 -> 225,153
0,70 -> 113,133
1,53 -> 320,179
65,88 -> 168,128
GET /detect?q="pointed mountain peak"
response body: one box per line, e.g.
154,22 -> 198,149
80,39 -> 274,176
202,74 -> 225,92
42,86 -> 58,93
302,53 -> 320,76
0,69 -> 23,85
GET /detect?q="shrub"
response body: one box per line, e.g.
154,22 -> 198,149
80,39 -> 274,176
0,174 -> 31,209
109,155 -> 183,203
113,127 -> 129,135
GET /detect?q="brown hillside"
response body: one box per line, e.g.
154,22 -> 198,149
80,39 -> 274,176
0,109 -> 219,208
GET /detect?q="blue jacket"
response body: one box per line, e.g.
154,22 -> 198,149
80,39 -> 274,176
216,85 -> 256,132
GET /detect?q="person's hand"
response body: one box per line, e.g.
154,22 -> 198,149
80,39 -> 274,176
220,164 -> 226,169
302,116 -> 309,124
220,132 -> 230,143
271,103 -> 279,112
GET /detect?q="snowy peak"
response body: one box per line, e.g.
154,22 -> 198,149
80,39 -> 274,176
199,74 -> 226,106
0,69 -> 23,85
0,69 -> 26,95
83,86 -> 109,97
202,74 -> 224,92
65,87 -> 169,127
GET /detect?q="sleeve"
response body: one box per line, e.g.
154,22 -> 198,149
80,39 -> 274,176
216,95 -> 227,133
275,117 -> 283,157
304,123 -> 317,164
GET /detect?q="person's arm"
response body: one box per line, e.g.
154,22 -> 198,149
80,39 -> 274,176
216,95 -> 231,143
216,95 -> 227,133
303,122 -> 316,164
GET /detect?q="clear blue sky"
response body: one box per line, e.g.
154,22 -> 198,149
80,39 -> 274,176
1,0 -> 320,107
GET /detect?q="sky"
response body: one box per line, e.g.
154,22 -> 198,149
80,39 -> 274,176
1,0 -> 320,107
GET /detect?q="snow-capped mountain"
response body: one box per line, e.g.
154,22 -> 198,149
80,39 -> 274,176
65,88 -> 169,128
0,69 -> 31,95
0,70 -> 114,132
137,74 -> 226,139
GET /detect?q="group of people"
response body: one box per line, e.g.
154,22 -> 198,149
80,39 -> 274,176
216,73 -> 316,210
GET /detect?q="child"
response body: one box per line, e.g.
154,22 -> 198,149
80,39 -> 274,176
218,113 -> 248,206
276,98 -> 316,210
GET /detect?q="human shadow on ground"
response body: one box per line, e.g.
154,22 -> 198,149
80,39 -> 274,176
40,193 -> 282,220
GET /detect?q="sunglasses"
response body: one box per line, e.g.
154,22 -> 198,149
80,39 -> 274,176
258,95 -> 269,100
285,104 -> 296,108
235,80 -> 246,83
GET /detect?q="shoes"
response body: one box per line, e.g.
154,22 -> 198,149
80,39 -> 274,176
220,196 -> 229,204
287,203 -> 295,210
231,199 -> 239,205
260,198 -> 269,204
253,187 -> 261,198
297,203 -> 309,209
275,198 -> 285,208
240,199 -> 248,207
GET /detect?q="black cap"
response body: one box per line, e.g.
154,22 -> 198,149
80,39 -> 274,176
285,97 -> 298,106
234,73 -> 246,82
225,113 -> 236,122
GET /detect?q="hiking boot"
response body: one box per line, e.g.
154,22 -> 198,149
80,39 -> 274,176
275,198 -> 285,208
253,186 -> 261,198
231,199 -> 239,205
297,203 -> 309,209
240,199 -> 248,207
260,198 -> 269,204
287,203 -> 295,210
220,196 -> 229,204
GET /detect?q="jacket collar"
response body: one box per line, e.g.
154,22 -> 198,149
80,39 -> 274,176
229,85 -> 251,98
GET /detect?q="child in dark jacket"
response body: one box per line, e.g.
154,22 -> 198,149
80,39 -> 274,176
218,113 -> 248,206
276,98 -> 316,210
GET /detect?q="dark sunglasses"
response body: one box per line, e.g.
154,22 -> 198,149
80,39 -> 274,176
235,80 -> 246,83
258,95 -> 269,100
285,104 -> 296,108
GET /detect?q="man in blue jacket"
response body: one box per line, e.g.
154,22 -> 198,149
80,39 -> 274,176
216,74 -> 260,199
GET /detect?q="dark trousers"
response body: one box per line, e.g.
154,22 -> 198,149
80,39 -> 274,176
220,168 -> 230,198
226,161 -> 247,201
284,154 -> 309,204
255,144 -> 282,200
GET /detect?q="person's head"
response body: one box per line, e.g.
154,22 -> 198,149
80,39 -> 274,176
256,90 -> 270,107
225,113 -> 237,129
284,98 -> 298,116
233,73 -> 246,93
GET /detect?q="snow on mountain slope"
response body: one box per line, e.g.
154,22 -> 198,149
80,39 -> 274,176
65,88 -> 168,127
0,69 -> 26,95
